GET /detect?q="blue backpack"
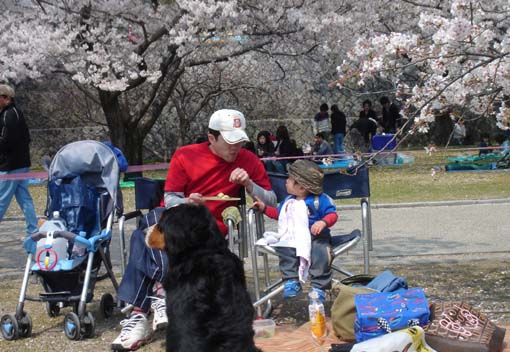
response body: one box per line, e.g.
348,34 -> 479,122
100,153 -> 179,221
354,287 -> 430,342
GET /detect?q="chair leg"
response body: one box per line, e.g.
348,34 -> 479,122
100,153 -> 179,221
247,209 -> 263,317
331,264 -> 354,277
361,200 -> 370,274
366,197 -> 373,251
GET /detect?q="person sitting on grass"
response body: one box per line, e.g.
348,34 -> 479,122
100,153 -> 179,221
478,134 -> 493,157
312,132 -> 333,158
253,159 -> 338,303
495,132 -> 510,155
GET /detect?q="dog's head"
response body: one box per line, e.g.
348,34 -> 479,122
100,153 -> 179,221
146,204 -> 226,256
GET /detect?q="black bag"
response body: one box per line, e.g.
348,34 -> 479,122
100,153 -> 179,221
48,176 -> 99,236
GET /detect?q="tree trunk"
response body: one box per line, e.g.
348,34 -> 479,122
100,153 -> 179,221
98,90 -> 145,166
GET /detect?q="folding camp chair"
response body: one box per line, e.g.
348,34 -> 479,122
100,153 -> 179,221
246,165 -> 373,317
118,177 -> 165,274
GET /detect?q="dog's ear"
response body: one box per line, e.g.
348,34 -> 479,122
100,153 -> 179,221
145,224 -> 166,250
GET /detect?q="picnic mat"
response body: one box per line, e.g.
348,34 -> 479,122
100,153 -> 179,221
255,321 -> 348,352
256,321 -> 510,352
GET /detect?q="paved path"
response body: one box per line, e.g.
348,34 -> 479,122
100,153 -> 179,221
339,200 -> 510,265
1,200 -> 509,279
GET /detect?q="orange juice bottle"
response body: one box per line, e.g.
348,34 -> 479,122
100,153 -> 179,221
308,290 -> 327,343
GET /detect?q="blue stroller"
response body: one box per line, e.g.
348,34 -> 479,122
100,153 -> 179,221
0,140 -> 122,341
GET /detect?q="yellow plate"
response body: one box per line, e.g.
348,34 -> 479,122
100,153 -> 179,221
202,196 -> 241,201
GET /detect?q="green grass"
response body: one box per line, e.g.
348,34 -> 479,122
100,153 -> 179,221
4,151 -> 509,218
367,150 -> 510,203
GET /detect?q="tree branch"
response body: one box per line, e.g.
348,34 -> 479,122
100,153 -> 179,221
400,0 -> 443,10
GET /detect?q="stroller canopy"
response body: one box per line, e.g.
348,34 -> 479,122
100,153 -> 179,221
49,140 -> 120,202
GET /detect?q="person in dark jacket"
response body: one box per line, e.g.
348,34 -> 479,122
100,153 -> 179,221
330,104 -> 347,154
256,130 -> 275,158
350,115 -> 377,151
0,84 -> 38,236
359,99 -> 378,122
256,130 -> 276,171
379,96 -> 401,134
273,125 -> 300,173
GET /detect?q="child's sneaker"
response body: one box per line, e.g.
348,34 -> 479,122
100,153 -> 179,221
282,279 -> 302,298
311,287 -> 326,303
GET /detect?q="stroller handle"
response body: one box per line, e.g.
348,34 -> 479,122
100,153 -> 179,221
28,230 -> 78,242
24,230 -> 111,255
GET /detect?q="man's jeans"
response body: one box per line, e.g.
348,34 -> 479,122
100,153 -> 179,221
333,133 -> 345,155
0,167 -> 38,235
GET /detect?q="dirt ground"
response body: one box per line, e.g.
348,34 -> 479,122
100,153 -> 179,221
1,259 -> 509,351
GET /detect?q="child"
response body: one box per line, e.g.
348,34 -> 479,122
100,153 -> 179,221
254,159 -> 338,303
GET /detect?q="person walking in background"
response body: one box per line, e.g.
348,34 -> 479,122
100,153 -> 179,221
314,103 -> 330,140
330,104 -> 346,154
0,84 -> 38,237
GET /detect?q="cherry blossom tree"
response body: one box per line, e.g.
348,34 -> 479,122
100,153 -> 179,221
0,0 -> 353,163
6,0 -> 506,162
338,0 -> 510,137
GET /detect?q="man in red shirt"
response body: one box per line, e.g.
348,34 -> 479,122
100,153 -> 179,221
164,109 -> 276,234
112,109 -> 276,351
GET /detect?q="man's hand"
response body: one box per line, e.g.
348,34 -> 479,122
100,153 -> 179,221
229,167 -> 253,193
187,193 -> 204,205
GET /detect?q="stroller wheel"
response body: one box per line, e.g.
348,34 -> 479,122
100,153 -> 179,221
100,293 -> 115,319
64,312 -> 82,340
18,313 -> 32,338
82,312 -> 96,338
1,314 -> 20,340
45,302 -> 60,317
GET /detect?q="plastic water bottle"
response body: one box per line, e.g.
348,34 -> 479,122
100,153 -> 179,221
36,212 -> 69,267
309,291 -> 327,344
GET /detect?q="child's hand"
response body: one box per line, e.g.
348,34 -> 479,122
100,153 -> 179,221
252,196 -> 266,213
311,220 -> 327,236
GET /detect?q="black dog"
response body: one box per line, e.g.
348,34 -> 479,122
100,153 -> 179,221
150,204 -> 261,352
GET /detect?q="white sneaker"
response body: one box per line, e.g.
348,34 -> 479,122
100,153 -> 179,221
111,313 -> 150,351
150,296 -> 168,331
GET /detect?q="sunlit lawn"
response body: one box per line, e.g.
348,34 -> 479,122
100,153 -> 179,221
4,149 -> 509,218
367,150 -> 510,204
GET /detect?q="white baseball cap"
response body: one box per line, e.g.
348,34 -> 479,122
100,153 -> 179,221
208,109 -> 249,144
